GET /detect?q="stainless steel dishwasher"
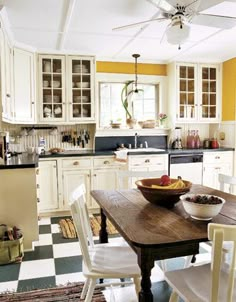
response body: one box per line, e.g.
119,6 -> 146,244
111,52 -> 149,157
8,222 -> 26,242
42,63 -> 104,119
169,153 -> 203,184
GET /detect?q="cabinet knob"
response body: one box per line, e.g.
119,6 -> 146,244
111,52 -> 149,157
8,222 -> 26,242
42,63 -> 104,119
145,159 -> 150,163
37,184 -> 40,189
73,161 -> 79,166
37,198 -> 40,203
104,160 -> 110,165
36,169 -> 39,175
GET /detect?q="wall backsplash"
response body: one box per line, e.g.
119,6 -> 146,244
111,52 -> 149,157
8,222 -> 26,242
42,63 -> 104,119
0,122 -> 96,152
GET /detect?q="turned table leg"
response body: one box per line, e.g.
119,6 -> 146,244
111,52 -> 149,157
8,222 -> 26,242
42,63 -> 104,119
99,208 -> 108,243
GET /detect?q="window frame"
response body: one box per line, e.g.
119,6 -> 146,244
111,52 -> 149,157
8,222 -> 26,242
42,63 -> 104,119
95,73 -> 167,129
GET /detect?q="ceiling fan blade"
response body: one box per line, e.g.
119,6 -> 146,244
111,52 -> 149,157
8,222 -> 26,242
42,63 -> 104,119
147,0 -> 177,14
112,17 -> 167,31
192,13 -> 236,29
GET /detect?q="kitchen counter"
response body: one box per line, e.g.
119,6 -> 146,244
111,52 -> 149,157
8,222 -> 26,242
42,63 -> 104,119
0,153 -> 39,170
0,148 -> 234,169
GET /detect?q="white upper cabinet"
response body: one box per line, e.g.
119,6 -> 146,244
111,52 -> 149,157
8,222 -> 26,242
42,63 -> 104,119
0,28 -> 36,124
38,55 -> 66,123
168,62 -> 221,123
13,48 -> 36,123
38,54 -> 95,124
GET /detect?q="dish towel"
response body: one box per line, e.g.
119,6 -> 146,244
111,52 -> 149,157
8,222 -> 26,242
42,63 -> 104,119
114,150 -> 129,162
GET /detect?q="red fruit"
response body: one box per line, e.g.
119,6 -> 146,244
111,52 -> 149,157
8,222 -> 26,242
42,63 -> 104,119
160,174 -> 171,186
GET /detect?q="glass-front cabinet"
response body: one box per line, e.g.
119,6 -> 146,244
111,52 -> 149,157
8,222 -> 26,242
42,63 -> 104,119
38,55 -> 66,122
67,56 -> 95,122
38,54 -> 95,123
176,63 -> 220,123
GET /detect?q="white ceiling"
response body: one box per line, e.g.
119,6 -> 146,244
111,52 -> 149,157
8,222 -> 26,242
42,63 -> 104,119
1,0 -> 236,63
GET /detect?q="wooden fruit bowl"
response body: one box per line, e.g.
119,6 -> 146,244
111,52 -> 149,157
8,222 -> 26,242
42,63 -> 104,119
135,178 -> 192,209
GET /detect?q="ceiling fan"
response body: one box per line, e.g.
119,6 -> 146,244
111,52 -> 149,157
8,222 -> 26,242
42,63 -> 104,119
113,0 -> 236,48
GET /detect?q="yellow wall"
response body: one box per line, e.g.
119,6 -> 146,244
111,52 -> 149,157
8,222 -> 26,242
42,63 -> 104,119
222,58 -> 236,121
96,61 -> 167,76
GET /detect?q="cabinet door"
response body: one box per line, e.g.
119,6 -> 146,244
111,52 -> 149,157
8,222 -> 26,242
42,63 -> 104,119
176,63 -> 197,121
199,64 -> 219,122
62,170 -> 90,210
203,163 -> 232,190
67,56 -> 95,122
38,55 -> 66,122
92,169 -> 118,209
38,161 -> 58,212
13,48 -> 35,123
0,30 -> 13,122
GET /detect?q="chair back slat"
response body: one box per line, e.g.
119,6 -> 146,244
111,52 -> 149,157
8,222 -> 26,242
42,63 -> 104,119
117,170 -> 167,189
208,223 -> 236,302
69,184 -> 93,271
218,173 -> 236,194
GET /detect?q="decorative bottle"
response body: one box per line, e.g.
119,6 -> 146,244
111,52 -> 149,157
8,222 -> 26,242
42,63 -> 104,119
195,130 -> 201,149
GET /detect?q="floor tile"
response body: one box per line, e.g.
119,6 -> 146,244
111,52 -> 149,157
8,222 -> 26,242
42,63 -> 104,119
17,276 -> 56,292
34,234 -> 53,246
38,217 -> 51,225
0,263 -> 21,282
54,255 -> 82,275
53,242 -> 81,258
39,224 -> 51,234
55,271 -> 85,286
23,245 -> 53,261
0,280 -> 18,294
52,232 -> 78,244
18,259 -> 55,280
51,223 -> 60,233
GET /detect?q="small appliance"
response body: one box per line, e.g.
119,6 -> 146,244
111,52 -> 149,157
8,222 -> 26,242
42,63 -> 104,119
0,131 -> 10,162
171,127 -> 183,149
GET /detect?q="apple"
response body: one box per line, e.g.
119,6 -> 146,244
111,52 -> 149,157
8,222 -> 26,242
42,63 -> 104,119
160,174 -> 171,186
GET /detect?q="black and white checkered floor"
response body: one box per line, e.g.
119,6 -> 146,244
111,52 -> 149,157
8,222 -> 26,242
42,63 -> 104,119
0,216 -> 211,301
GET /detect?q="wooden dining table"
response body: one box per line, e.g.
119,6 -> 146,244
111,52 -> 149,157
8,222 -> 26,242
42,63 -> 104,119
91,184 -> 236,302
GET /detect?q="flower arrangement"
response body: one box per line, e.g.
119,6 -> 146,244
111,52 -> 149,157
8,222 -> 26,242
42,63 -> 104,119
158,113 -> 167,127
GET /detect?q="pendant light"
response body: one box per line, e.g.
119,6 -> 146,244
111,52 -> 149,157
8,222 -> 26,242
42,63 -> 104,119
132,54 -> 140,93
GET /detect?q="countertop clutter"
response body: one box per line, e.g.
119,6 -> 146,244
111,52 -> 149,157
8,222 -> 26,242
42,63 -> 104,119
0,148 -> 234,169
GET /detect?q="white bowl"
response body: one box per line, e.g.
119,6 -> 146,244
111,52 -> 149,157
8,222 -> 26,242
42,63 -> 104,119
180,194 -> 225,220
51,81 -> 60,88
76,82 -> 89,88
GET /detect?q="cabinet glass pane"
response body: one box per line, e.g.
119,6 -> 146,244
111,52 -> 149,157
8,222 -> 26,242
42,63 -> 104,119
210,68 -> 216,79
52,59 -> 61,73
210,81 -> 216,92
210,94 -> 216,105
188,93 -> 194,105
202,67 -> 209,79
180,80 -> 186,91
202,81 -> 209,92
202,106 -> 209,118
179,66 -> 186,78
202,93 -> 209,105
180,93 -> 187,104
187,79 -> 194,92
179,106 -> 185,118
187,67 -> 194,79
210,106 -> 216,118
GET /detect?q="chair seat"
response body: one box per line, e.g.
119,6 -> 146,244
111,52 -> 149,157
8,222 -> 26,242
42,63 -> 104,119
165,263 -> 236,302
82,244 -> 140,277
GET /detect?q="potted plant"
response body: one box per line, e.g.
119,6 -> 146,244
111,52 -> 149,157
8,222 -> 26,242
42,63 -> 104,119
158,113 -> 167,128
121,80 -> 143,128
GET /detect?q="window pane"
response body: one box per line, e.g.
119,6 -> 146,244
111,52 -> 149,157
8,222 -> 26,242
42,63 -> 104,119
99,82 -> 158,127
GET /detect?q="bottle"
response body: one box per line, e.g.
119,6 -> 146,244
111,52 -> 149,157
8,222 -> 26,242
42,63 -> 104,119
190,130 -> 195,149
195,130 -> 201,149
186,130 -> 191,149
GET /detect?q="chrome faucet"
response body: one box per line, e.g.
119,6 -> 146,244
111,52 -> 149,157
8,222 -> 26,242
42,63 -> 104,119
134,133 -> 138,149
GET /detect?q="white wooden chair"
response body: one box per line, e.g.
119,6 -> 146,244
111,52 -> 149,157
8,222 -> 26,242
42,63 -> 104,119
69,184 -> 141,302
219,173 -> 236,194
165,223 -> 236,302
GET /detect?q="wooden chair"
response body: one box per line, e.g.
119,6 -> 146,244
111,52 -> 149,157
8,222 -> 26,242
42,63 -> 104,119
69,184 -> 141,302
165,223 -> 236,302
219,173 -> 236,194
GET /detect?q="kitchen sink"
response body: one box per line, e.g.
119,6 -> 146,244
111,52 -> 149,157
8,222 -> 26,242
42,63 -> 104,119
128,148 -> 165,152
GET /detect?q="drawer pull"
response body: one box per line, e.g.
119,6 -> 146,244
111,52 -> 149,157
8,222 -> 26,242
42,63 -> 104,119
73,161 -> 79,166
37,184 -> 40,189
36,169 -> 39,175
145,159 -> 150,163
215,156 -> 220,159
104,160 -> 110,165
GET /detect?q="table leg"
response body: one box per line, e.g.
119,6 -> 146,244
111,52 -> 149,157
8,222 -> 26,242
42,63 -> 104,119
137,250 -> 154,302
99,208 -> 108,243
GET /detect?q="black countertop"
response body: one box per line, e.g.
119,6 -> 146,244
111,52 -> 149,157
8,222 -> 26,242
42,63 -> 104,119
0,147 -> 234,169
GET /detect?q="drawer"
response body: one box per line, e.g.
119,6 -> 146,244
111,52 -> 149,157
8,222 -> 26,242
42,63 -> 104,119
62,158 -> 92,169
129,155 -> 167,168
203,152 -> 233,164
93,156 -> 121,168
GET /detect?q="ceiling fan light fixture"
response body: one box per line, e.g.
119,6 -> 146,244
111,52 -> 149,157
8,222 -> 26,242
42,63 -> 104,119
166,22 -> 190,45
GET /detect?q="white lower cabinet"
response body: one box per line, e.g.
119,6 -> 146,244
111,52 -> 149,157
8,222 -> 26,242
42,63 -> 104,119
62,169 -> 91,210
203,151 -> 234,190
38,160 -> 59,212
